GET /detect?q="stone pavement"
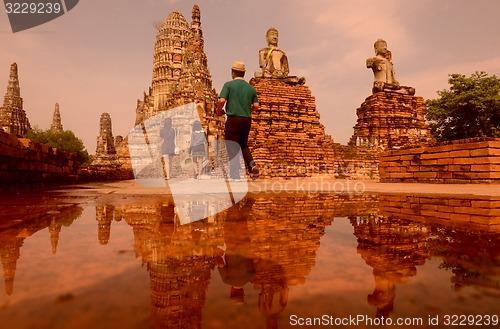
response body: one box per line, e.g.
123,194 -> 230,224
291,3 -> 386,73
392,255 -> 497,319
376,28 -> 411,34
55,177 -> 500,198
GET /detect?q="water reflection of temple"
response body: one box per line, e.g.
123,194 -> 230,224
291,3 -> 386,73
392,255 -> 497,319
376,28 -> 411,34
0,204 -> 82,295
96,193 -> 378,328
96,195 -> 225,329
248,194 -> 372,328
350,215 -> 430,318
3,191 -> 498,327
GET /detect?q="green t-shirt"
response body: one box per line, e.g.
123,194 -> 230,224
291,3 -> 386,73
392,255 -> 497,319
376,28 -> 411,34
219,78 -> 258,117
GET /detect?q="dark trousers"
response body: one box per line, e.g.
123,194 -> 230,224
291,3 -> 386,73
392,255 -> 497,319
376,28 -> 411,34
225,116 -> 255,179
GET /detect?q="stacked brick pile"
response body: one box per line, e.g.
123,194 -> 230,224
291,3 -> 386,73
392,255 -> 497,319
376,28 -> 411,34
0,130 -> 82,184
380,138 -> 500,183
249,78 -> 336,177
349,91 -> 432,149
379,194 -> 500,229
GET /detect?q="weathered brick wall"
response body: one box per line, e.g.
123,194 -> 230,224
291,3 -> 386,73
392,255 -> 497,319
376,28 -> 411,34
0,130 -> 136,186
380,138 -> 500,183
349,92 -> 433,149
83,164 -> 134,181
0,130 -> 83,185
249,78 -> 336,178
379,194 -> 500,230
333,143 -> 379,179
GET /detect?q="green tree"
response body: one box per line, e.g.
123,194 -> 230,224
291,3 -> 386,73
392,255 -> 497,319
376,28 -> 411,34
426,71 -> 500,141
25,128 -> 92,165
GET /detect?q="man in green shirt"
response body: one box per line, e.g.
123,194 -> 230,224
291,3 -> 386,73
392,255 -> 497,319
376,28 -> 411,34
217,61 -> 260,180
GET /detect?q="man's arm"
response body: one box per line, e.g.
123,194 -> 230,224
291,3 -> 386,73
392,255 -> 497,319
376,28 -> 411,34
252,102 -> 259,112
217,98 -> 226,116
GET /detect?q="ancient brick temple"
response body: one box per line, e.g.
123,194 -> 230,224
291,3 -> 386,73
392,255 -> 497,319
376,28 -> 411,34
50,103 -> 63,133
349,39 -> 433,150
349,92 -> 432,150
249,78 -> 336,177
0,63 -> 31,137
133,5 -> 223,136
116,5 -> 224,175
92,113 -> 120,166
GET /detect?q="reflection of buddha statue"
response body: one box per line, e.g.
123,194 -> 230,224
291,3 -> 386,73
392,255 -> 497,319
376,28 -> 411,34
366,39 -> 415,95
350,216 -> 428,318
255,28 -> 305,84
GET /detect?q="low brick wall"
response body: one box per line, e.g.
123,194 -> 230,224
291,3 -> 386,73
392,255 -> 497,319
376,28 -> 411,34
0,131 -> 136,187
83,164 -> 134,181
0,130 -> 84,185
379,194 -> 500,231
333,143 -> 379,179
380,138 -> 500,183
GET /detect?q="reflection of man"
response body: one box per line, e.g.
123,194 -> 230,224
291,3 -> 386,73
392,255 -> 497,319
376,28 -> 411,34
216,199 -> 256,304
217,61 -> 260,181
257,28 -> 289,78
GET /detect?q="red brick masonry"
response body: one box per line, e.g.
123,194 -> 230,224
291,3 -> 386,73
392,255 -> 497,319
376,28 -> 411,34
0,130 -> 82,184
380,138 -> 500,183
379,194 -> 500,229
0,130 -> 132,185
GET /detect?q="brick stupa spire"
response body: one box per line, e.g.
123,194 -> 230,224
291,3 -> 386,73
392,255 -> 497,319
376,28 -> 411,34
50,103 -> 63,133
92,113 -> 120,166
0,63 -> 31,136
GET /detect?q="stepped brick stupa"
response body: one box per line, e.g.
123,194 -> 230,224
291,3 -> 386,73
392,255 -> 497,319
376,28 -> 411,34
349,39 -> 432,150
249,28 -> 336,177
0,63 -> 31,136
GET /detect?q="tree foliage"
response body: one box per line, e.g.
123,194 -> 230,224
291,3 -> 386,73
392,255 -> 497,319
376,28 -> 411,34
24,128 -> 92,164
426,71 -> 500,141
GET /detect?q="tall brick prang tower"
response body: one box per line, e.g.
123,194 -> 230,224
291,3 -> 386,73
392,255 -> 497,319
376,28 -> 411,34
0,63 -> 31,136
135,5 -> 223,139
118,5 -> 224,177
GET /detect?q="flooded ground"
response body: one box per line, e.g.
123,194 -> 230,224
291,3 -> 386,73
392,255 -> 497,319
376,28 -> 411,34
0,190 -> 499,328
